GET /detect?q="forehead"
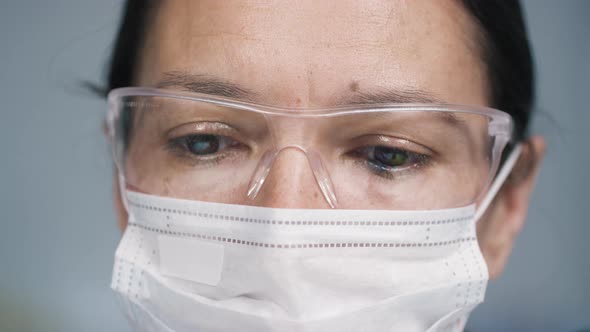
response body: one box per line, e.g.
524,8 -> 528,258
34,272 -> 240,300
137,0 -> 488,107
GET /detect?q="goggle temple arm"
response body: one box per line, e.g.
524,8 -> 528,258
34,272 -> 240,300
474,143 -> 523,222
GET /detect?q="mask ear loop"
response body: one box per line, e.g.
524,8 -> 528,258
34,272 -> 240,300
118,173 -> 130,212
474,143 -> 523,222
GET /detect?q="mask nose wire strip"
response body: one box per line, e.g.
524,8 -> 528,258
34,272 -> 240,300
473,144 -> 523,222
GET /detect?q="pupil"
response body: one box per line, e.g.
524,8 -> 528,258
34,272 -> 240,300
187,135 -> 219,155
374,147 -> 408,167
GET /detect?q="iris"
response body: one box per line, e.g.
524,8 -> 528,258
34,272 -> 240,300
373,147 -> 409,168
186,135 -> 220,155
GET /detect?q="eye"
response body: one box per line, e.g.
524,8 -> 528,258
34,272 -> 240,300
353,145 -> 430,178
169,134 -> 241,159
164,123 -> 249,167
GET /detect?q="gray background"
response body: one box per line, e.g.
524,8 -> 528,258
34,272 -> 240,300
0,1 -> 588,331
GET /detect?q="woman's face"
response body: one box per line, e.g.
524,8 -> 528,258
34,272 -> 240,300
116,0 -> 544,278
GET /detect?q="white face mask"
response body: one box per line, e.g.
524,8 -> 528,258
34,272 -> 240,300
112,146 -> 522,332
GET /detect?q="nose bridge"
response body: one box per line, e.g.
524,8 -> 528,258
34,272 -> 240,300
267,114 -> 310,147
247,146 -> 336,209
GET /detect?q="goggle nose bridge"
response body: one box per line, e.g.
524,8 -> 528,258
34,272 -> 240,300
246,145 -> 338,208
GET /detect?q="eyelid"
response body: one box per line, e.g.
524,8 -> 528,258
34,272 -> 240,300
350,134 -> 436,156
166,121 -> 238,139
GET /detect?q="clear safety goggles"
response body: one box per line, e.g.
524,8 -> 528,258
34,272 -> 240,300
106,87 -> 514,210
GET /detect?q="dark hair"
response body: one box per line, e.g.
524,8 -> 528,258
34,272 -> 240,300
103,0 -> 534,141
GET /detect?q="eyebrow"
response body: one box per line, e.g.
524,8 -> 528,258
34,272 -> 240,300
336,89 -> 471,134
336,88 -> 443,106
332,88 -> 470,131
156,71 -> 256,99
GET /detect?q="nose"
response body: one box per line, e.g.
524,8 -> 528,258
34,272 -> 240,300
249,147 -> 333,209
